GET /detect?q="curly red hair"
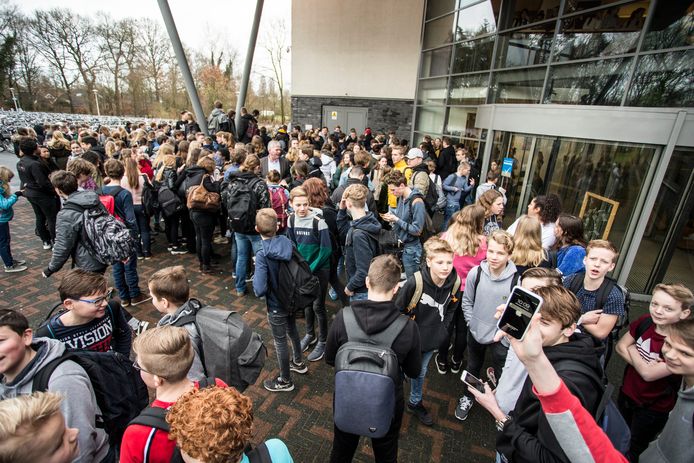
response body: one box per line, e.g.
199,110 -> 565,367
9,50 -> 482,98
301,177 -> 329,207
167,386 -> 254,462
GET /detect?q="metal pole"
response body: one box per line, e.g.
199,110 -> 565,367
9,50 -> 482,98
93,90 -> 101,116
235,0 -> 264,132
9,88 -> 19,111
157,0 -> 209,136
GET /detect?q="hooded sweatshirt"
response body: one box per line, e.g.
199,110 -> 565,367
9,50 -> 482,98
253,234 -> 294,312
157,298 -> 206,381
0,338 -> 109,462
0,185 -> 18,223
394,266 -> 461,352
640,383 -> 694,463
286,208 -> 332,272
462,260 -> 518,344
337,210 -> 382,294
497,333 -> 605,463
393,188 -> 426,245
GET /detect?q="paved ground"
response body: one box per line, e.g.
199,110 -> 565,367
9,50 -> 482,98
0,151 -> 642,462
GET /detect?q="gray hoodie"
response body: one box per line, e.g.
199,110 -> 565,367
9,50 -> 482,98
0,338 -> 109,462
640,383 -> 694,463
157,299 -> 205,381
462,260 -> 518,344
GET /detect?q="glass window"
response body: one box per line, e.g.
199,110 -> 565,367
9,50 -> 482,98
423,13 -> 456,49
498,0 -> 561,30
452,36 -> 495,73
545,58 -> 632,105
491,67 -> 546,104
420,47 -> 453,78
445,107 -> 481,138
495,22 -> 554,69
553,3 -> 646,62
455,1 -> 498,41
415,107 -> 446,134
417,78 -> 448,105
426,0 -> 458,20
449,74 -> 490,105
626,50 -> 694,107
643,1 -> 694,50
565,0 -> 642,14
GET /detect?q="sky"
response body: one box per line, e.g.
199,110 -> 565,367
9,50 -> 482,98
17,0 -> 292,88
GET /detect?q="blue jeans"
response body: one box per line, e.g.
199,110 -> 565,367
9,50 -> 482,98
235,233 -> 262,293
441,203 -> 460,232
268,310 -> 302,381
112,251 -> 141,301
409,350 -> 435,405
350,292 -> 368,302
402,241 -> 422,278
229,231 -> 237,274
133,205 -> 151,255
0,222 -> 14,267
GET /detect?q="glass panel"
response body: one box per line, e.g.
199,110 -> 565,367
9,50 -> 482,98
417,78 -> 448,105
491,67 -> 546,104
415,106 -> 446,134
445,107 -> 480,138
420,47 -> 453,78
627,148 -> 694,293
423,13 -> 456,49
427,0 -> 458,19
455,1 -> 497,41
452,36 -> 495,73
626,51 -> 694,107
499,134 -> 535,223
565,0 -> 644,14
553,3 -> 647,62
545,58 -> 631,105
495,22 -> 554,69
499,0 -> 561,30
643,1 -> 694,50
449,74 -> 490,105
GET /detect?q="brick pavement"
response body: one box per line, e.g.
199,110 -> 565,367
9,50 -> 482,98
2,196 -> 639,462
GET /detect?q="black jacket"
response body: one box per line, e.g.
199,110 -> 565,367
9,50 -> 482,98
16,153 -> 57,199
325,300 -> 422,399
496,333 -> 605,463
225,170 -> 271,234
394,266 -> 461,352
336,210 -> 381,294
175,166 -> 220,199
237,114 -> 256,143
437,145 -> 457,180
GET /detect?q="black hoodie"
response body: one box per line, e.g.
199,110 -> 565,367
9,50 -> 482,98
337,210 -> 382,294
496,332 -> 605,463
326,300 -> 422,398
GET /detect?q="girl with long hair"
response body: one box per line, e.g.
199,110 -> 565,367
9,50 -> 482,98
47,130 -> 71,170
0,167 -> 27,272
553,213 -> 587,276
510,215 -> 550,276
477,189 -> 504,236
121,155 -> 153,259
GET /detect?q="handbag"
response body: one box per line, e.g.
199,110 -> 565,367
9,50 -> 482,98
186,175 -> 220,212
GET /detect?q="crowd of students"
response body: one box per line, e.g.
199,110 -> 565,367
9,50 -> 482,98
0,109 -> 693,463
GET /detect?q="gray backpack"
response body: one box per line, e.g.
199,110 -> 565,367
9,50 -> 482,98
173,300 -> 266,392
333,306 -> 408,438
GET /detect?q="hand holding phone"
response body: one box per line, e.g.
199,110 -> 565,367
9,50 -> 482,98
461,370 -> 485,394
496,286 -> 543,341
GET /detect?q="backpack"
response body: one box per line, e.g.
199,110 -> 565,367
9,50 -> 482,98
268,185 -> 289,233
333,306 -> 409,438
172,300 -> 266,392
432,174 -> 447,211
186,175 -> 221,212
469,266 -> 520,301
158,185 -> 183,217
245,119 -> 259,140
276,244 -> 321,315
412,170 -> 440,215
64,201 -> 137,265
566,273 -> 630,367
554,359 -> 631,456
32,349 -> 149,447
141,175 -> 159,216
405,271 -> 461,314
222,176 -> 262,234
129,378 -> 272,463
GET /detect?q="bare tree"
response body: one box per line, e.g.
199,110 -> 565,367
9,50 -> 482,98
138,19 -> 173,103
97,14 -> 136,115
13,24 -> 40,111
261,18 -> 290,123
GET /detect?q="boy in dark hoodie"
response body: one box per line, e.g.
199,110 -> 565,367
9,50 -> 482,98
336,183 -> 382,302
253,208 -> 308,392
325,254 -> 422,463
394,237 -> 461,426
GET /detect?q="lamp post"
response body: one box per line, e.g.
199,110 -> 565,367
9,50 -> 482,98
93,89 -> 100,116
9,87 -> 19,111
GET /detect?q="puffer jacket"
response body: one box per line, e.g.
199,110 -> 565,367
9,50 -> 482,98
44,190 -> 107,276
0,186 -> 18,223
157,298 -> 205,381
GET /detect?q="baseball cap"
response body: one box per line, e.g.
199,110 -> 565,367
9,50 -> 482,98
406,148 -> 424,160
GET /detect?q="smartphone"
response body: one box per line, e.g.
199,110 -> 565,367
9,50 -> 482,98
496,286 -> 543,341
461,370 -> 485,394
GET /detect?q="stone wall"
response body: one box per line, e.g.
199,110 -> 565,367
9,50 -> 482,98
291,96 -> 414,141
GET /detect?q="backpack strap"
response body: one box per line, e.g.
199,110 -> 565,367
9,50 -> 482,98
128,406 -> 169,431
35,302 -> 65,338
197,376 -> 217,389
595,277 -> 617,312
245,442 -> 272,463
510,273 -> 520,292
554,359 -> 607,418
548,249 -> 558,269
32,353 -> 72,393
566,272 -> 585,295
312,217 -> 319,237
471,266 -> 482,301
633,317 -> 654,342
406,272 -> 424,314
342,306 -> 408,347
451,275 -> 462,301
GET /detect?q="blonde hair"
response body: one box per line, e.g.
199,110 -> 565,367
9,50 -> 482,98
424,237 -> 454,258
48,130 -> 70,149
132,326 -> 194,383
104,140 -> 116,158
148,265 -> 190,304
445,204 -> 485,256
66,157 -> 97,179
477,189 -> 504,217
586,239 -> 619,262
0,166 -> 14,197
286,147 -> 300,163
653,283 -> 694,313
343,183 -> 368,209
511,215 -> 545,266
124,155 -> 141,190
256,208 -> 278,237
489,230 -> 514,254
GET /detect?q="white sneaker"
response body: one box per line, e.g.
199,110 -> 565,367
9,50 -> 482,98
42,242 -> 52,250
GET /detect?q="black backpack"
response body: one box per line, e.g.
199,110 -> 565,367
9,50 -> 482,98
32,349 -> 149,447
222,176 -> 262,234
276,245 -> 321,315
128,378 -> 271,463
158,185 -> 183,217
141,175 -> 159,217
413,170 -> 439,216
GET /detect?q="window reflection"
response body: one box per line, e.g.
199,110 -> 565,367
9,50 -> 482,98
500,0 -> 561,30
643,1 -> 694,50
449,74 -> 490,105
496,22 -> 554,69
445,107 -> 480,138
417,78 -> 448,105
455,1 -> 498,41
626,50 -> 694,107
421,47 -> 453,78
452,36 -> 494,73
491,67 -> 545,104
545,58 -> 632,105
415,106 -> 446,134
426,0 -> 458,20
423,14 -> 456,49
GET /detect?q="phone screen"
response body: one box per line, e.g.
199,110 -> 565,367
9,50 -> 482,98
497,286 -> 543,341
461,370 -> 485,393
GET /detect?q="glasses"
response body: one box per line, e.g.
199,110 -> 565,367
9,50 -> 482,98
77,288 -> 114,305
133,360 -> 166,378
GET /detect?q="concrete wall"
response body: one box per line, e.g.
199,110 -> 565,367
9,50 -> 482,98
291,0 -> 425,99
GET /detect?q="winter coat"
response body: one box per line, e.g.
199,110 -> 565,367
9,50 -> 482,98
157,299 -> 206,381
253,234 -> 294,311
337,210 -> 382,294
16,153 -> 57,199
0,186 -> 18,223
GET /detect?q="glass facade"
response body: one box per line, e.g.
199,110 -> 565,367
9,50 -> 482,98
414,0 -> 694,151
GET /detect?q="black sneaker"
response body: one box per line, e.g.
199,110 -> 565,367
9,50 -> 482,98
450,357 -> 463,374
290,359 -> 308,374
170,246 -> 188,255
435,353 -> 448,375
263,376 -> 295,392
454,396 -> 474,421
407,401 -> 434,426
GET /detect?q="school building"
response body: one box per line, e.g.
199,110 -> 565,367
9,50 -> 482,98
291,0 -> 694,298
